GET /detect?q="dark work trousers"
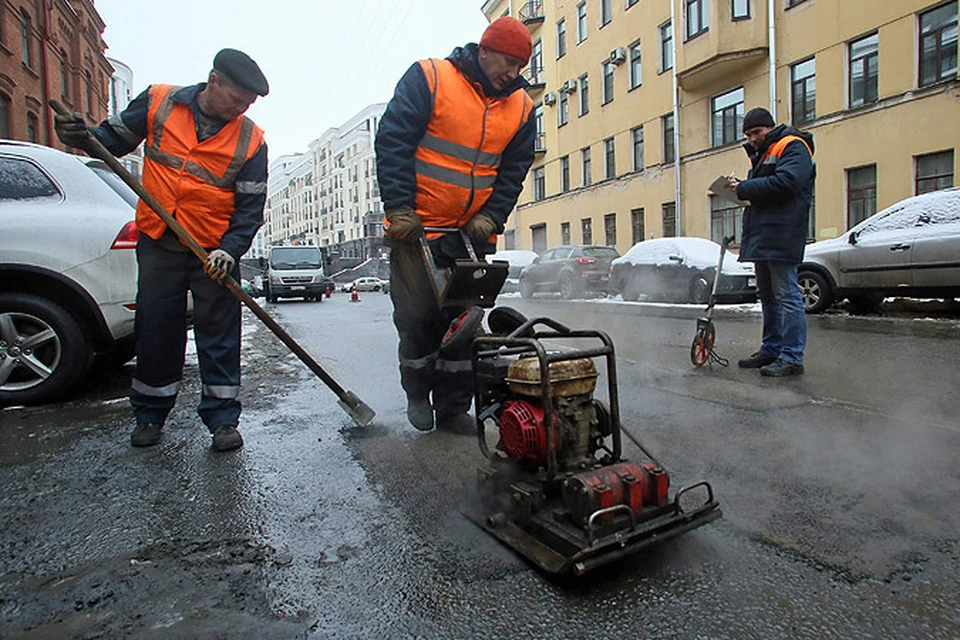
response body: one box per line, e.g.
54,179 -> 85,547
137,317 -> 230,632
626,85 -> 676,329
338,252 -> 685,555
389,240 -> 473,416
130,235 -> 242,431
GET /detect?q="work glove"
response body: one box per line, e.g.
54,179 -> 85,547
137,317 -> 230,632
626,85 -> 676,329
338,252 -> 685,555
384,205 -> 423,244
54,112 -> 93,150
464,213 -> 498,246
205,249 -> 235,283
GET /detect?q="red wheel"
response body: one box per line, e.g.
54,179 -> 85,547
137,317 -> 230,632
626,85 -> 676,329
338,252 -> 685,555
441,306 -> 485,354
690,321 -> 716,367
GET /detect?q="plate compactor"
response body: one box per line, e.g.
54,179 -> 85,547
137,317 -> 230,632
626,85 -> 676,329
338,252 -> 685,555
460,310 -> 722,576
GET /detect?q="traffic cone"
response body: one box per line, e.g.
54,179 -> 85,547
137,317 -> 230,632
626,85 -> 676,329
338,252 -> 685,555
325,283 -> 332,298
350,282 -> 359,303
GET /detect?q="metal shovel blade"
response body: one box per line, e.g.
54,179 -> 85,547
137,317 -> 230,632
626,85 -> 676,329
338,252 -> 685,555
338,390 -> 376,427
440,259 -> 509,308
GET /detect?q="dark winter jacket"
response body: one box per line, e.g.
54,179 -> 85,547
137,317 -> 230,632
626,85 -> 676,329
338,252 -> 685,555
736,124 -> 815,263
375,44 -> 535,260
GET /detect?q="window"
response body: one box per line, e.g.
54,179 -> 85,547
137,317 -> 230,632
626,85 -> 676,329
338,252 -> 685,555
919,2 -> 958,87
27,112 -> 38,143
578,74 -> 590,115
602,61 -> 615,104
558,90 -> 569,126
604,213 -> 617,246
530,39 -> 544,84
662,202 -> 677,237
561,221 -> 571,244
686,0 -> 709,39
631,125 -> 644,171
732,0 -> 750,19
601,0 -> 612,26
628,40 -> 642,89
534,104 -> 545,152
582,147 -> 592,186
627,0 -> 640,8
847,165 -> 877,228
557,18 -> 567,58
662,113 -> 675,163
20,11 -> 31,68
712,87 -> 744,147
577,2 -> 588,42
531,224 -> 548,253
786,0 -> 809,6
915,150 -> 954,194
561,156 -> 571,192
710,195 -> 744,244
85,73 -> 93,114
0,94 -> 9,138
660,21 -> 674,72
60,50 -> 69,98
791,58 -> 816,125
533,166 -> 546,201
808,194 -> 816,240
604,137 -> 616,179
631,208 -> 645,244
0,157 -> 61,200
581,218 -> 593,244
849,33 -> 879,108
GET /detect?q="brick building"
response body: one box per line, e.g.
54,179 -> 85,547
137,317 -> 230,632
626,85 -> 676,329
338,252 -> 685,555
0,0 -> 112,147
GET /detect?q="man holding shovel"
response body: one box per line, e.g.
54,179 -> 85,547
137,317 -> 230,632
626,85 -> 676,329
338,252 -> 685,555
375,17 -> 536,434
54,48 -> 269,451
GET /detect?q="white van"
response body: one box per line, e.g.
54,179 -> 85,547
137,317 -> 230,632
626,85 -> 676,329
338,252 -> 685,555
264,245 -> 326,302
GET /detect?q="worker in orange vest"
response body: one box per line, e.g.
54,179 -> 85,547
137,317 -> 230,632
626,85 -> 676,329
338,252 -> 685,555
54,49 -> 269,452
375,17 -> 536,435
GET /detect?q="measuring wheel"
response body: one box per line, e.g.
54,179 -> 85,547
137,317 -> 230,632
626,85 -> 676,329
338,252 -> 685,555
690,318 -> 716,367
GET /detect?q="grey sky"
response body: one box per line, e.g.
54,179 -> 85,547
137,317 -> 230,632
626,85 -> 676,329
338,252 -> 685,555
95,0 -> 491,158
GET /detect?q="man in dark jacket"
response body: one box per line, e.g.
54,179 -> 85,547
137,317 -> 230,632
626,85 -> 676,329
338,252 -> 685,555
725,107 -> 815,377
375,17 -> 536,433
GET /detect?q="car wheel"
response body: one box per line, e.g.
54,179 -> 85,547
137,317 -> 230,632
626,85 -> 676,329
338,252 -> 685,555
798,270 -> 833,314
691,276 -> 712,305
0,293 -> 93,406
519,279 -> 535,299
373,285 -> 381,292
559,274 -> 580,299
621,273 -> 642,302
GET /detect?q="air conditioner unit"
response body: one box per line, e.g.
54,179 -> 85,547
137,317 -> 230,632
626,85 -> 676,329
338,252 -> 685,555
543,92 -> 557,105
562,79 -> 578,93
610,46 -> 627,65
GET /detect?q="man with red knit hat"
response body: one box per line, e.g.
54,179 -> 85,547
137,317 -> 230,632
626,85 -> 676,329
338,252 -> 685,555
375,17 -> 536,434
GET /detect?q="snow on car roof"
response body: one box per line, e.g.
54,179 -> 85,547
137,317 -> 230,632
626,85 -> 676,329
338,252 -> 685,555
488,250 -> 539,266
614,237 -> 752,273
858,187 -> 960,233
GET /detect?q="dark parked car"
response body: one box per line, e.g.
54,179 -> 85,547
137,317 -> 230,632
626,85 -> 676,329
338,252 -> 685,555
610,237 -> 757,304
519,245 -> 620,299
799,187 -> 960,313
487,249 -> 538,293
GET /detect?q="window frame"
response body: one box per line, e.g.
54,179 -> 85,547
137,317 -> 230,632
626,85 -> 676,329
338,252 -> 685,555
604,213 -> 617,247
790,57 -> 817,125
601,0 -> 613,26
577,2 -> 588,43
601,60 -> 615,104
578,73 -> 590,116
631,125 -> 644,171
918,1 -> 958,88
631,207 -> 645,244
558,89 -> 569,126
20,11 -> 32,68
604,137 -> 616,179
662,113 -> 676,164
581,217 -> 593,244
711,86 -> 744,148
732,0 -> 751,20
0,93 -> 10,139
532,166 -> 546,201
581,146 -> 592,187
685,0 -> 709,40
710,195 -> 744,245
561,221 -> 571,245
628,39 -> 642,90
846,164 -> 877,229
848,32 -> 879,108
560,155 -> 571,192
557,18 -> 567,58
659,20 -> 674,73
915,149 -> 955,194
662,202 -> 677,238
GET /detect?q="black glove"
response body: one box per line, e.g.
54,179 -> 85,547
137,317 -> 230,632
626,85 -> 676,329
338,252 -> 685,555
54,112 -> 93,150
205,249 -> 235,283
464,213 -> 498,246
384,205 -> 423,244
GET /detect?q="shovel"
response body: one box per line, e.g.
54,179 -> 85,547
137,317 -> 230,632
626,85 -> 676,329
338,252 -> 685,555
50,100 -> 375,427
419,227 -> 508,309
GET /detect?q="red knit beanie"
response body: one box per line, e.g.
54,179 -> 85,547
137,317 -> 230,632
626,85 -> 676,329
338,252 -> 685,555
480,16 -> 532,63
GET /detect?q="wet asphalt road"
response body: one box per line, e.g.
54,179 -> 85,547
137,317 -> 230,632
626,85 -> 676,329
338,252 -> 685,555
1,291 -> 958,638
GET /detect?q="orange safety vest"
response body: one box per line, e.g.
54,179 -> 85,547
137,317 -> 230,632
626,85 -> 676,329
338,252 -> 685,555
411,59 -> 533,232
758,134 -> 813,167
137,84 -> 265,248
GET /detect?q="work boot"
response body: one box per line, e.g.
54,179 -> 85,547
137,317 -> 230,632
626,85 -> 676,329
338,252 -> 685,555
130,422 -> 162,447
407,398 -> 434,431
760,359 -> 804,377
737,351 -> 778,369
211,425 -> 244,452
436,412 -> 476,436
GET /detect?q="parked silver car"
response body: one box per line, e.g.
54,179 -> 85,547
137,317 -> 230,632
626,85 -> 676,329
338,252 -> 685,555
0,140 -> 139,405
799,187 -> 960,313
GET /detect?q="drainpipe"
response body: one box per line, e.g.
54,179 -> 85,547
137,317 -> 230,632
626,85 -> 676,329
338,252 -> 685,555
768,0 -> 777,120
39,0 -> 54,146
671,0 -> 682,237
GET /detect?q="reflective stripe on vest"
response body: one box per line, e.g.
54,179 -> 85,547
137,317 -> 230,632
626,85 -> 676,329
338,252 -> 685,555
760,135 -> 813,166
410,59 -> 533,230
136,84 -> 265,247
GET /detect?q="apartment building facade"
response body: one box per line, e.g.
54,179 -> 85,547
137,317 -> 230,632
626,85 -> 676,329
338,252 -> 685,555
0,0 -> 111,146
481,0 -> 958,254
261,104 -> 387,265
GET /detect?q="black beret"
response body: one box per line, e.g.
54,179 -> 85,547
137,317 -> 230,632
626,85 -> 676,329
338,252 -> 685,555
213,48 -> 269,96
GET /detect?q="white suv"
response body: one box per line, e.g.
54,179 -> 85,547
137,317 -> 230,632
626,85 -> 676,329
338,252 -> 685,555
0,140 -> 139,406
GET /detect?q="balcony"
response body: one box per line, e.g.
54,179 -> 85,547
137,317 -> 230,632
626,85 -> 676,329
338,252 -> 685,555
518,0 -> 544,26
675,8 -> 768,92
522,64 -> 546,91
